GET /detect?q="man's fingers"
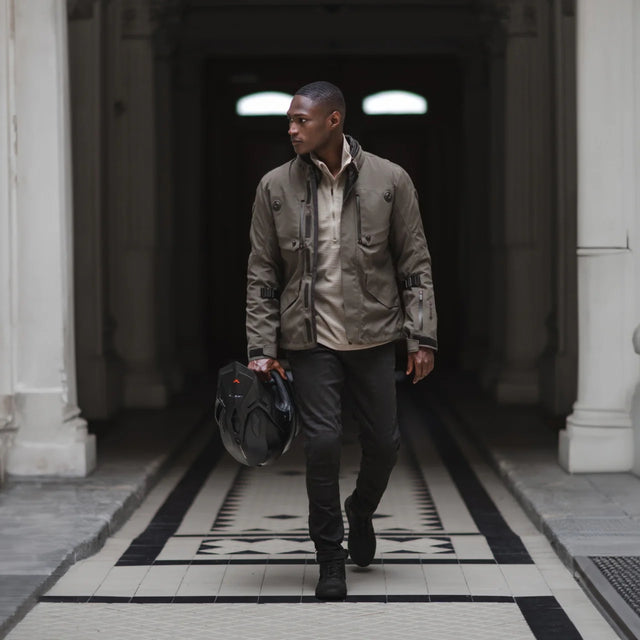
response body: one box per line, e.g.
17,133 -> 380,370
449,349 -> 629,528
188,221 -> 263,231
406,354 -> 414,376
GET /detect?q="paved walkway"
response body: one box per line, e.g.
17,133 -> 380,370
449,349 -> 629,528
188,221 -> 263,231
1,379 -> 624,639
435,375 -> 640,640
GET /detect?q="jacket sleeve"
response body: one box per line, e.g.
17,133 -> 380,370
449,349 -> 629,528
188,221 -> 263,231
389,167 -> 438,353
246,178 -> 282,361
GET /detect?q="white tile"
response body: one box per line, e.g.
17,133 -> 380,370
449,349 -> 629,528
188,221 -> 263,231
175,565 -> 227,597
134,565 -> 189,597
5,601 -> 541,640
260,563 -> 305,596
217,564 -> 266,597
499,565 -> 551,597
449,536 -> 494,560
88,539 -> 131,563
461,565 -> 510,597
570,614 -> 621,640
301,562 -> 318,597
423,564 -> 470,595
345,565 -> 386,595
93,566 -> 150,598
538,566 -> 581,592
382,563 -> 428,595
155,536 -> 203,561
46,561 -> 114,597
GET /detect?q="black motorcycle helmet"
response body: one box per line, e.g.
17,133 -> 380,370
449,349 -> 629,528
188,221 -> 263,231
215,361 -> 299,466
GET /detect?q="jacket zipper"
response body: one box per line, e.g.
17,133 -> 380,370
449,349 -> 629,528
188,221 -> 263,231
418,289 -> 424,331
355,193 -> 362,244
308,172 -> 319,343
299,200 -> 306,247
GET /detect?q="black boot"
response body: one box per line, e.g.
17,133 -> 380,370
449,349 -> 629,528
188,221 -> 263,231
345,494 -> 376,567
315,558 -> 347,600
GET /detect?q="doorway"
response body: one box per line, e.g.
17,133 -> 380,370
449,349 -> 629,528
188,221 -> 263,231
203,56 -> 465,370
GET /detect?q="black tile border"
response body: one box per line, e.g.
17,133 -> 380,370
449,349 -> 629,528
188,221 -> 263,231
403,386 -> 534,565
39,594 -> 538,605
115,435 -> 225,567
516,596 -> 582,640
147,557 -> 497,567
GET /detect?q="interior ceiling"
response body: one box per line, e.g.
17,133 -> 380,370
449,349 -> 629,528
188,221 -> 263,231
172,1 -> 494,57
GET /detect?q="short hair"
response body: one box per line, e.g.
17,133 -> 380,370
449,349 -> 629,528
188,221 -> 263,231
295,81 -> 346,119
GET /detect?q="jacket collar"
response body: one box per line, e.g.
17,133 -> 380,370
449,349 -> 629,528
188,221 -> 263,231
296,135 -> 363,175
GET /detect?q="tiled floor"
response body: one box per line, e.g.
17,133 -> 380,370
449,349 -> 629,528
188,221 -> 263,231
5,385 -> 619,639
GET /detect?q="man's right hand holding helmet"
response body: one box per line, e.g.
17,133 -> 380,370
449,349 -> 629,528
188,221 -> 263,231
248,358 -> 287,381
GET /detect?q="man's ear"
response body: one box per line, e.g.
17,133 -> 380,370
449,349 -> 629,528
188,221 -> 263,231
328,110 -> 342,129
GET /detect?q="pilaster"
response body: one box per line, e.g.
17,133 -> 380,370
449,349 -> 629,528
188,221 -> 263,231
174,55 -> 207,375
0,0 -> 16,482
69,0 -> 122,419
538,0 -> 577,415
559,0 -> 637,473
155,4 -> 184,393
107,0 -> 168,407
6,0 -> 95,476
633,326 -> 640,476
491,0 -> 553,404
459,51 -> 491,371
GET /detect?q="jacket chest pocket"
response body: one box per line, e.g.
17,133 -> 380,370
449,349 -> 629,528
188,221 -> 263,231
272,197 -> 309,253
355,188 -> 393,249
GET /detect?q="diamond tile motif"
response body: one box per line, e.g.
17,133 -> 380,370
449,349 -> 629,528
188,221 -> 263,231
9,390 -> 617,640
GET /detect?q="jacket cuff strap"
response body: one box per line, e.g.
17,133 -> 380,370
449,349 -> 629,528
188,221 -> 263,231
247,343 -> 278,361
407,336 -> 438,353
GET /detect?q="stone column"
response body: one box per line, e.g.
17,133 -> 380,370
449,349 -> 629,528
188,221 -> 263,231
6,0 -> 95,476
493,0 -> 553,404
0,0 -> 16,481
108,0 -> 168,407
154,10 -> 184,393
174,56 -> 206,375
538,0 -> 578,416
69,0 -> 122,420
559,0 -> 638,472
633,326 -> 640,476
459,51 -> 491,371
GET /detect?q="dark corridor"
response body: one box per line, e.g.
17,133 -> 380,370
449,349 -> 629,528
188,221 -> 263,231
202,55 -> 467,372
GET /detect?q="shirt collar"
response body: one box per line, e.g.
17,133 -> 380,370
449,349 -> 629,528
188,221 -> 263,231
311,135 -> 352,179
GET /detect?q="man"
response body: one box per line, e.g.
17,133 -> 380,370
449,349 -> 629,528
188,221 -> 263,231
246,81 -> 437,599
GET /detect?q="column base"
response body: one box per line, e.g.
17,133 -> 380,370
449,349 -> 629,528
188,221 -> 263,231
0,430 -> 13,485
7,419 -> 96,477
495,368 -> 539,404
559,409 -> 633,473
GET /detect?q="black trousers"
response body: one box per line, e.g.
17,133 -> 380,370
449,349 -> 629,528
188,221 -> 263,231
286,343 -> 400,562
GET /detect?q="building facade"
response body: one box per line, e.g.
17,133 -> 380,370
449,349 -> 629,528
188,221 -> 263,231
0,0 -> 639,480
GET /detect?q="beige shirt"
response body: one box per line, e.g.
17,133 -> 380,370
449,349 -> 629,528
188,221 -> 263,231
311,136 -> 390,351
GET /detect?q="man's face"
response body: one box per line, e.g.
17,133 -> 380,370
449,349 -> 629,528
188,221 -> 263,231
286,94 -> 335,156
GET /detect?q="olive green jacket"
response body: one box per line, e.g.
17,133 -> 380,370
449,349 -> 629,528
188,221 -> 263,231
246,136 -> 437,360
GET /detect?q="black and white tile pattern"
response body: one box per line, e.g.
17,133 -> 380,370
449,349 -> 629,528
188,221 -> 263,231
6,385 -> 619,640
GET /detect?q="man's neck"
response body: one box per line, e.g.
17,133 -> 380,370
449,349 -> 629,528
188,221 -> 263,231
314,136 -> 345,178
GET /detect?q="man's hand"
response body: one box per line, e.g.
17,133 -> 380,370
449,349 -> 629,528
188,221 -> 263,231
406,347 -> 435,384
248,358 -> 287,381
